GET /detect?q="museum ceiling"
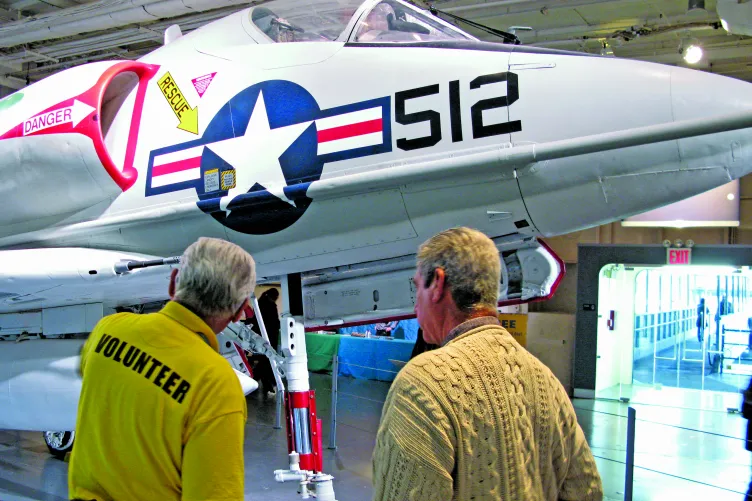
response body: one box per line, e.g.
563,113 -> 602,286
0,0 -> 747,90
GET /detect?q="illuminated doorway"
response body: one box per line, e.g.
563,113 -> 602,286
595,264 -> 752,411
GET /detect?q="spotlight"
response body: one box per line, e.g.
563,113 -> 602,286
683,44 -> 703,64
686,239 -> 695,248
687,0 -> 705,12
663,239 -> 672,248
727,193 -> 736,201
675,239 -> 684,248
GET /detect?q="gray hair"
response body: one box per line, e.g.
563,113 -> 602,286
174,237 -> 256,319
417,227 -> 500,313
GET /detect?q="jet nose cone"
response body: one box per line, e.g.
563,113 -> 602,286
671,67 -> 752,179
671,66 -> 752,120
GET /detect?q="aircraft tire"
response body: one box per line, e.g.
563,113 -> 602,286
43,430 -> 75,459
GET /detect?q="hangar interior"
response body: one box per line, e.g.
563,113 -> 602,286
0,0 -> 752,500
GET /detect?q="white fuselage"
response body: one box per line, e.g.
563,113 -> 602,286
0,8 -> 749,283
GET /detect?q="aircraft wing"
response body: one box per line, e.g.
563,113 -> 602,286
0,109 -> 744,325
0,248 -> 176,317
0,109 -> 750,250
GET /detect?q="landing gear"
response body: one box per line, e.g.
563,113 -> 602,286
221,273 -> 338,500
43,431 -> 74,459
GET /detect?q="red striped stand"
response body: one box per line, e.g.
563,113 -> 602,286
285,390 -> 323,472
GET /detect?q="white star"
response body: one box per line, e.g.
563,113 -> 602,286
207,90 -> 312,213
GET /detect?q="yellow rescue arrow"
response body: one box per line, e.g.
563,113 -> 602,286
157,71 -> 199,135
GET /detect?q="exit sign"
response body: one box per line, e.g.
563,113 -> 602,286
667,248 -> 692,265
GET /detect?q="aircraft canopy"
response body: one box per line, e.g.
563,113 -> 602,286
249,0 -> 474,43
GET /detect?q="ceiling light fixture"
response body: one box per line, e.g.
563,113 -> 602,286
683,44 -> 703,64
600,41 -> 614,57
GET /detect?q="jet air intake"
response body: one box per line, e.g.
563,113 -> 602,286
0,61 -> 158,229
301,235 -> 564,331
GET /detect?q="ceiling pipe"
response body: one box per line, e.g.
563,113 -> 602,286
525,23 -> 720,47
505,12 -> 718,41
0,0 -> 254,49
530,31 -> 748,50
0,30 -> 147,64
522,39 -> 752,67
441,0 -> 534,13
443,0 -> 641,14
0,4 -> 244,68
0,74 -> 25,89
1,0 -> 163,33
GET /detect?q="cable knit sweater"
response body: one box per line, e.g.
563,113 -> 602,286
372,319 -> 603,501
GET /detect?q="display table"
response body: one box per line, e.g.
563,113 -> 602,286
337,336 -> 414,382
304,332 -> 341,372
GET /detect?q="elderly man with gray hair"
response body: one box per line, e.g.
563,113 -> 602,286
372,227 -> 603,501
69,237 -> 255,501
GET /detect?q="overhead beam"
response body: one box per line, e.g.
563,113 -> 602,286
498,12 -> 721,42
444,0 -> 653,16
9,0 -> 38,9
0,74 -> 25,89
0,4 -> 245,68
0,0 -> 254,49
23,49 -> 58,63
40,0 -> 79,7
0,7 -> 19,22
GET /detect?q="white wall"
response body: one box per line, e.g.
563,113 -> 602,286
595,265 -> 636,392
617,269 -> 636,385
526,312 -> 575,393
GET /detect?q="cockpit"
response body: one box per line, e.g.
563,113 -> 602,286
248,0 -> 474,44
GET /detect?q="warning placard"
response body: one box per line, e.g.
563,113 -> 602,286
157,72 -> 199,135
498,313 -> 527,347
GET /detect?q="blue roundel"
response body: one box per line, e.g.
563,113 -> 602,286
197,80 -> 324,235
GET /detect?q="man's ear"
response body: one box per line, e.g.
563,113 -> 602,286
430,268 -> 446,303
168,269 -> 179,299
231,298 -> 250,323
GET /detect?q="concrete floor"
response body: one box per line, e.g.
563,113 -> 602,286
1,373 -> 750,500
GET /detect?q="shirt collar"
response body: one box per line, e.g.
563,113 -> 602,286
159,301 -> 219,352
442,316 -> 500,346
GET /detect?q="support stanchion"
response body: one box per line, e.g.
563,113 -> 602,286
329,354 -> 339,450
274,388 -> 283,430
625,406 -> 636,501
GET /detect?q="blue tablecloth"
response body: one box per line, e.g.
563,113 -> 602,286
337,336 -> 415,382
337,319 -> 420,341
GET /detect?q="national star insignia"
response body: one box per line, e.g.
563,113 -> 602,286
207,90 -> 312,214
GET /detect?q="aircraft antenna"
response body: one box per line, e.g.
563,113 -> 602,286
429,6 -> 521,44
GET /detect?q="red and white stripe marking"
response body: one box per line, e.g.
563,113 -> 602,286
316,107 -> 383,155
150,145 -> 205,188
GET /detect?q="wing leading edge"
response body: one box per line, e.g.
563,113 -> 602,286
0,110 -> 750,250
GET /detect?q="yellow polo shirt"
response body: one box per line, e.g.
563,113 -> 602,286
69,301 -> 247,501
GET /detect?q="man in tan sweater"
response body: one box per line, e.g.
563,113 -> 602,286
372,227 -> 603,501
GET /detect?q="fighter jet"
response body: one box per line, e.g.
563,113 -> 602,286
0,0 -> 751,471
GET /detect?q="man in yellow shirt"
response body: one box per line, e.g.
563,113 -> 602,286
69,237 -> 256,501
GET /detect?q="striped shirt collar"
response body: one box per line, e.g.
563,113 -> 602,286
442,316 -> 500,346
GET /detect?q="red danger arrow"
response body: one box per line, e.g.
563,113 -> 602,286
23,99 -> 95,136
